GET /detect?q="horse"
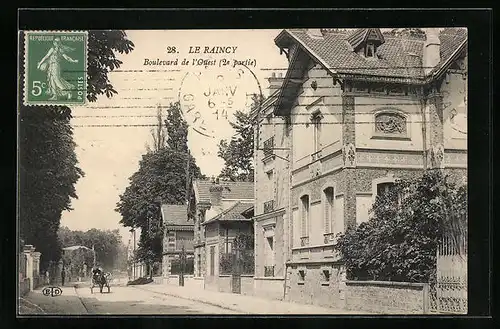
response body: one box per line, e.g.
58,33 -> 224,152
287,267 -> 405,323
90,271 -> 111,294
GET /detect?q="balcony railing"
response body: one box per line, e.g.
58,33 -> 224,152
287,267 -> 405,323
311,149 -> 322,162
323,232 -> 336,245
263,136 -> 275,158
264,265 -> 275,277
300,236 -> 309,247
263,200 -> 275,214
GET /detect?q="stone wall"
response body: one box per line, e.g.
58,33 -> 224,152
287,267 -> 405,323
19,245 -> 42,293
344,280 -> 429,314
285,263 -> 345,309
254,277 -> 285,300
19,278 -> 31,297
217,275 -> 254,296
163,275 -> 204,290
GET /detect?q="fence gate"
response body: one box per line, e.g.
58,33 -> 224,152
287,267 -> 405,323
231,248 -> 241,294
429,234 -> 467,314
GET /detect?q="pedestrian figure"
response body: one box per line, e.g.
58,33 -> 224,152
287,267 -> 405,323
61,267 -> 66,286
45,270 -> 50,285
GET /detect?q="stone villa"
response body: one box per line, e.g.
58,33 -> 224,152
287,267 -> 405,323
251,27 -> 467,308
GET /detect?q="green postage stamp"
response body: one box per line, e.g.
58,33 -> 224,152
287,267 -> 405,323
23,31 -> 88,106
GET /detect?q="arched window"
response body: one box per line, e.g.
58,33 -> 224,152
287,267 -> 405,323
311,110 -> 323,154
323,187 -> 334,234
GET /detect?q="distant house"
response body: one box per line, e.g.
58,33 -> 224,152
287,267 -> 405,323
250,78 -> 289,301
190,178 -> 254,292
160,204 -> 194,279
202,199 -> 254,293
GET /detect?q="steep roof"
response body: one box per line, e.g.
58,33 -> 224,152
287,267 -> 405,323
160,204 -> 192,226
274,28 -> 467,83
202,201 -> 254,226
62,245 -> 92,252
192,179 -> 254,205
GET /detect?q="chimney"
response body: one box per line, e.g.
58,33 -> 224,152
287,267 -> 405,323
306,29 -> 324,39
423,28 -> 441,75
267,72 -> 284,97
209,180 -> 223,207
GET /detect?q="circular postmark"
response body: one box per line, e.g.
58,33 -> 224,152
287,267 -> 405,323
178,64 -> 263,141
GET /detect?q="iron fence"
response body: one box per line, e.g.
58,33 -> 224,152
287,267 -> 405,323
428,234 -> 467,314
220,251 -> 254,275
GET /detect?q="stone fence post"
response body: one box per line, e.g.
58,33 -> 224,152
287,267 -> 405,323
32,252 -> 41,288
23,245 -> 36,291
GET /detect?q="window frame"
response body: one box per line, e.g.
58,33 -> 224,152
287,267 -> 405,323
323,186 -> 335,234
311,110 -> 323,155
365,42 -> 376,58
300,194 -> 310,239
209,245 -> 215,276
371,175 -> 397,205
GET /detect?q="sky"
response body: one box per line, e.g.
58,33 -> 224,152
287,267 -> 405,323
60,29 -> 289,244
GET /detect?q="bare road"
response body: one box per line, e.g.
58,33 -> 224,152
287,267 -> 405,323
19,281 -> 239,315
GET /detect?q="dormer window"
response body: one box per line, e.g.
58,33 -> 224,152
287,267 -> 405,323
347,28 -> 385,60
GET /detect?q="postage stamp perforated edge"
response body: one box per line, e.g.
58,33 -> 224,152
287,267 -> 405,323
22,30 -> 89,107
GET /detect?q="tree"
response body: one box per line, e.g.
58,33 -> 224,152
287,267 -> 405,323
58,226 -> 126,273
385,28 -> 427,39
218,94 -> 264,182
116,102 -> 204,276
164,101 -> 188,153
335,170 -> 467,283
146,104 -> 167,153
18,31 -> 135,271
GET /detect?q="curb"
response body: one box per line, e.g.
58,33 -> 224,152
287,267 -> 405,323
131,285 -> 246,314
73,285 -> 91,314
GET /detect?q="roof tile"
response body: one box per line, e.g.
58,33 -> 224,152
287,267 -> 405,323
161,204 -> 191,226
203,201 -> 254,225
193,180 -> 254,204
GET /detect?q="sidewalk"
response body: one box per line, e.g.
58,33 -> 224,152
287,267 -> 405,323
134,282 -> 368,314
19,284 -> 88,315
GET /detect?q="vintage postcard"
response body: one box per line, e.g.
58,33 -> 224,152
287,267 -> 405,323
18,27 -> 468,315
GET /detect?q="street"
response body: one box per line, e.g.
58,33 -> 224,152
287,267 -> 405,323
19,282 -> 238,315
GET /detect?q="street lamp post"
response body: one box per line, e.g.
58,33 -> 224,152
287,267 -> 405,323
92,244 -> 96,268
129,227 -> 136,280
179,243 -> 186,287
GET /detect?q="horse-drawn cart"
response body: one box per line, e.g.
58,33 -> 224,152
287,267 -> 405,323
91,271 -> 111,294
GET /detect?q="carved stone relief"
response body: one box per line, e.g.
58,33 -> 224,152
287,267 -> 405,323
375,112 -> 407,135
431,144 -> 445,169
